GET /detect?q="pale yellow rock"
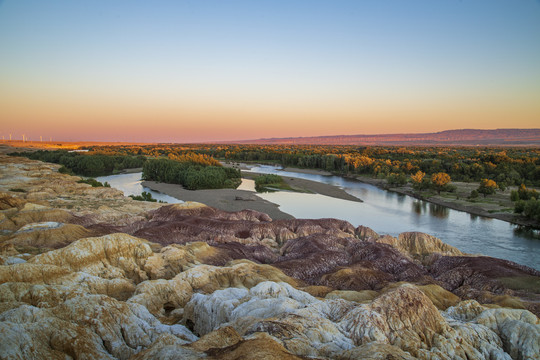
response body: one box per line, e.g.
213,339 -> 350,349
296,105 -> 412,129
326,289 -> 379,303
143,242 -> 219,280
189,326 -> 242,352
2,222 -> 92,249
9,208 -> 73,229
339,284 -> 449,355
170,201 -> 208,210
356,225 -> 380,240
20,202 -> 48,211
207,331 -> 306,360
0,191 -> 26,210
337,342 -> 416,360
178,259 -> 298,294
0,263 -> 72,284
28,233 -> 153,282
374,232 -> 464,262
129,278 -> 193,318
131,333 -> 206,360
301,285 -> 334,298
382,282 -> 460,310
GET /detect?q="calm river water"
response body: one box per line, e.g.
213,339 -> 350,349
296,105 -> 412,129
99,167 -> 539,270
96,173 -> 183,204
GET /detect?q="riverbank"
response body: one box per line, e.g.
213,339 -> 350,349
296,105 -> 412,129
347,174 -> 540,229
117,167 -> 143,174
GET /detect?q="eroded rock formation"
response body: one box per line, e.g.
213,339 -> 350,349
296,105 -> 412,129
0,154 -> 538,359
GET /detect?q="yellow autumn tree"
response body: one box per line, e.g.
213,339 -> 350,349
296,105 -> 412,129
431,172 -> 451,194
478,179 -> 497,197
411,170 -> 426,190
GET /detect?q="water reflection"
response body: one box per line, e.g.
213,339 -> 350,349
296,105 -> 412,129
96,172 -> 183,204
514,226 -> 540,240
429,204 -> 449,219
412,201 -> 427,215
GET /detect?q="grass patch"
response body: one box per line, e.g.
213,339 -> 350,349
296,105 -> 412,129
488,208 -> 514,213
77,178 -> 110,188
498,276 -> 540,293
439,193 -> 459,199
129,191 -> 165,203
254,174 -> 295,193
9,188 -> 26,193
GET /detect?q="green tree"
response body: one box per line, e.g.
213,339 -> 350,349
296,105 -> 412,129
387,173 -> 407,186
517,184 -> 538,200
514,198 -> 540,222
477,179 -> 498,198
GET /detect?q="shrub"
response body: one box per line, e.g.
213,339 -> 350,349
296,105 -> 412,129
477,179 -> 498,197
517,184 -> 538,201
386,173 -> 407,186
255,174 -> 284,187
58,166 -> 72,174
515,198 -> 540,221
510,190 -> 520,202
77,178 -> 107,187
515,200 -> 526,213
130,191 -> 157,202
254,174 -> 286,192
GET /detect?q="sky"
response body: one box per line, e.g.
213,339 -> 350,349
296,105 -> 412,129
0,0 -> 539,143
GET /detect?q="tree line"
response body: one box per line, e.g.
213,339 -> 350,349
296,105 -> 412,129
10,150 -> 146,177
142,158 -> 241,190
83,144 -> 540,188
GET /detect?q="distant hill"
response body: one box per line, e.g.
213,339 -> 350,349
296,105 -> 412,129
233,129 -> 540,146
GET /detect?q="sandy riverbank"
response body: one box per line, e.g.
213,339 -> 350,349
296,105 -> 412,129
242,171 -> 362,203
142,180 -> 294,220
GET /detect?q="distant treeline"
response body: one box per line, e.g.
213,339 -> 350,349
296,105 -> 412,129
10,150 -> 146,176
84,144 -> 540,187
142,158 -> 241,190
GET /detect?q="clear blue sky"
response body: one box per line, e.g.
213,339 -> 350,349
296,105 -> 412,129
1,0 -> 539,142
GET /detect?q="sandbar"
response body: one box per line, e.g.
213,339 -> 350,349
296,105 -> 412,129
142,180 -> 294,220
243,172 -> 362,203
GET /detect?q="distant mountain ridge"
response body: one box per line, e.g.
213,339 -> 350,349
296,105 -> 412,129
233,129 -> 540,146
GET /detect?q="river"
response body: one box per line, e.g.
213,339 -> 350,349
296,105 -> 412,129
96,172 -> 183,204
98,167 -> 539,270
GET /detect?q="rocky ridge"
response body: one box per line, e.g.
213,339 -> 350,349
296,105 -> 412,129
0,154 -> 538,359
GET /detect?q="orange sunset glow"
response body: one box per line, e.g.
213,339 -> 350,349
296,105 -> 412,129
1,1 -> 539,142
